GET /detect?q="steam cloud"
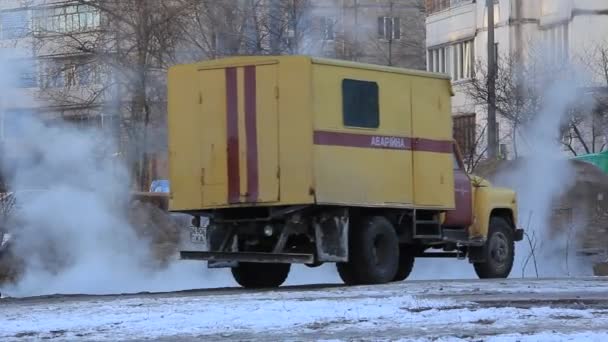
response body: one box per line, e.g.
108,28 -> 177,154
493,54 -> 594,277
0,50 -> 242,297
0,114 -> 241,297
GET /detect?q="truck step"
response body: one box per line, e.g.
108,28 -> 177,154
415,220 -> 441,225
418,252 -> 461,258
414,220 -> 442,239
441,229 -> 486,246
180,251 -> 314,264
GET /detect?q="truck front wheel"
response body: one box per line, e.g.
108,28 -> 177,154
231,262 -> 291,289
473,217 -> 515,279
337,216 -> 399,285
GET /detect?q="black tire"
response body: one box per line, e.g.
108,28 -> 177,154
336,262 -> 358,285
393,245 -> 415,282
231,262 -> 291,289
341,216 -> 399,285
473,217 -> 515,279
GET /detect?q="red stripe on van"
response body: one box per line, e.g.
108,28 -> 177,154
313,131 -> 453,153
225,67 -> 240,203
244,66 -> 259,202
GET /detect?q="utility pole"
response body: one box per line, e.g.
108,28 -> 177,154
486,0 -> 498,158
387,1 -> 394,66
354,0 -> 359,61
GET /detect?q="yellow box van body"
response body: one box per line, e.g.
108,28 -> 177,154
168,56 -> 455,212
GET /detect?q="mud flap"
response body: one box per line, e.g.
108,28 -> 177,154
514,229 -> 524,242
206,223 -> 238,268
314,211 -> 349,262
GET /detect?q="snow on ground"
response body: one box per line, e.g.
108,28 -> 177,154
2,277 -> 608,341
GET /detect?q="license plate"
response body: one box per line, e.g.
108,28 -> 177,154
190,227 -> 206,244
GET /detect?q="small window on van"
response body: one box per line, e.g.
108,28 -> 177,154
342,79 -> 379,128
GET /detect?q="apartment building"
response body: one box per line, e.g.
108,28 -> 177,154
302,0 -> 427,69
426,0 -> 608,158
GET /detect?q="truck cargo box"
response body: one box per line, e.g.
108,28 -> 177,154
167,56 -> 455,212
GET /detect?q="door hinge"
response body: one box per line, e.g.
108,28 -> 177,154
199,92 -> 203,104
274,86 -> 279,99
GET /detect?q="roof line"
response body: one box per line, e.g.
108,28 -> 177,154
310,56 -> 451,80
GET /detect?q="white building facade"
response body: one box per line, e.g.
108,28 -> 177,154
0,0 -> 105,138
426,0 -> 608,158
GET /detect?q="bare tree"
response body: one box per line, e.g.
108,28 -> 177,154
177,0 -> 318,61
265,0 -> 316,55
465,51 -> 607,157
463,123 -> 489,173
177,0 -> 257,61
32,0 -> 197,190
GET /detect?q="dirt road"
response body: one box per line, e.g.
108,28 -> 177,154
2,277 -> 608,341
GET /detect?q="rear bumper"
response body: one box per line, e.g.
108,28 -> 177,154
514,228 -> 524,242
180,251 -> 314,264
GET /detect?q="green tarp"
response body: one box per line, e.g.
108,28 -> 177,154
572,151 -> 608,174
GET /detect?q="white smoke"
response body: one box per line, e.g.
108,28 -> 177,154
0,117 -> 238,296
493,54 -> 595,277
0,49 -> 239,297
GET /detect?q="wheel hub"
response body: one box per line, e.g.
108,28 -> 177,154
489,232 -> 509,264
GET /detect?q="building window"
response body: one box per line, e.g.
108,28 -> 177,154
62,114 -> 104,130
65,64 -> 78,88
40,60 -> 63,88
16,59 -> 37,88
377,17 -> 401,40
319,17 -> 335,41
40,59 -> 103,89
0,10 -> 29,40
342,79 -> 379,128
33,4 -> 100,34
428,39 -> 474,81
453,113 -> 476,158
452,40 -> 474,80
427,46 -> 448,74
541,23 -> 569,64
426,0 -> 476,15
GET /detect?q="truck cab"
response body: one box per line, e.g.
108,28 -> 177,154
168,56 -> 523,288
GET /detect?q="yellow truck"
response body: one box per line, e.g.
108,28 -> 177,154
168,56 -> 523,288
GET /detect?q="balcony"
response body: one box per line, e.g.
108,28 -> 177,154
426,0 -> 475,15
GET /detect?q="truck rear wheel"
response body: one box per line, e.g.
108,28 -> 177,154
393,246 -> 415,282
231,262 -> 291,289
336,262 -> 358,285
338,216 -> 399,285
473,217 -> 514,279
